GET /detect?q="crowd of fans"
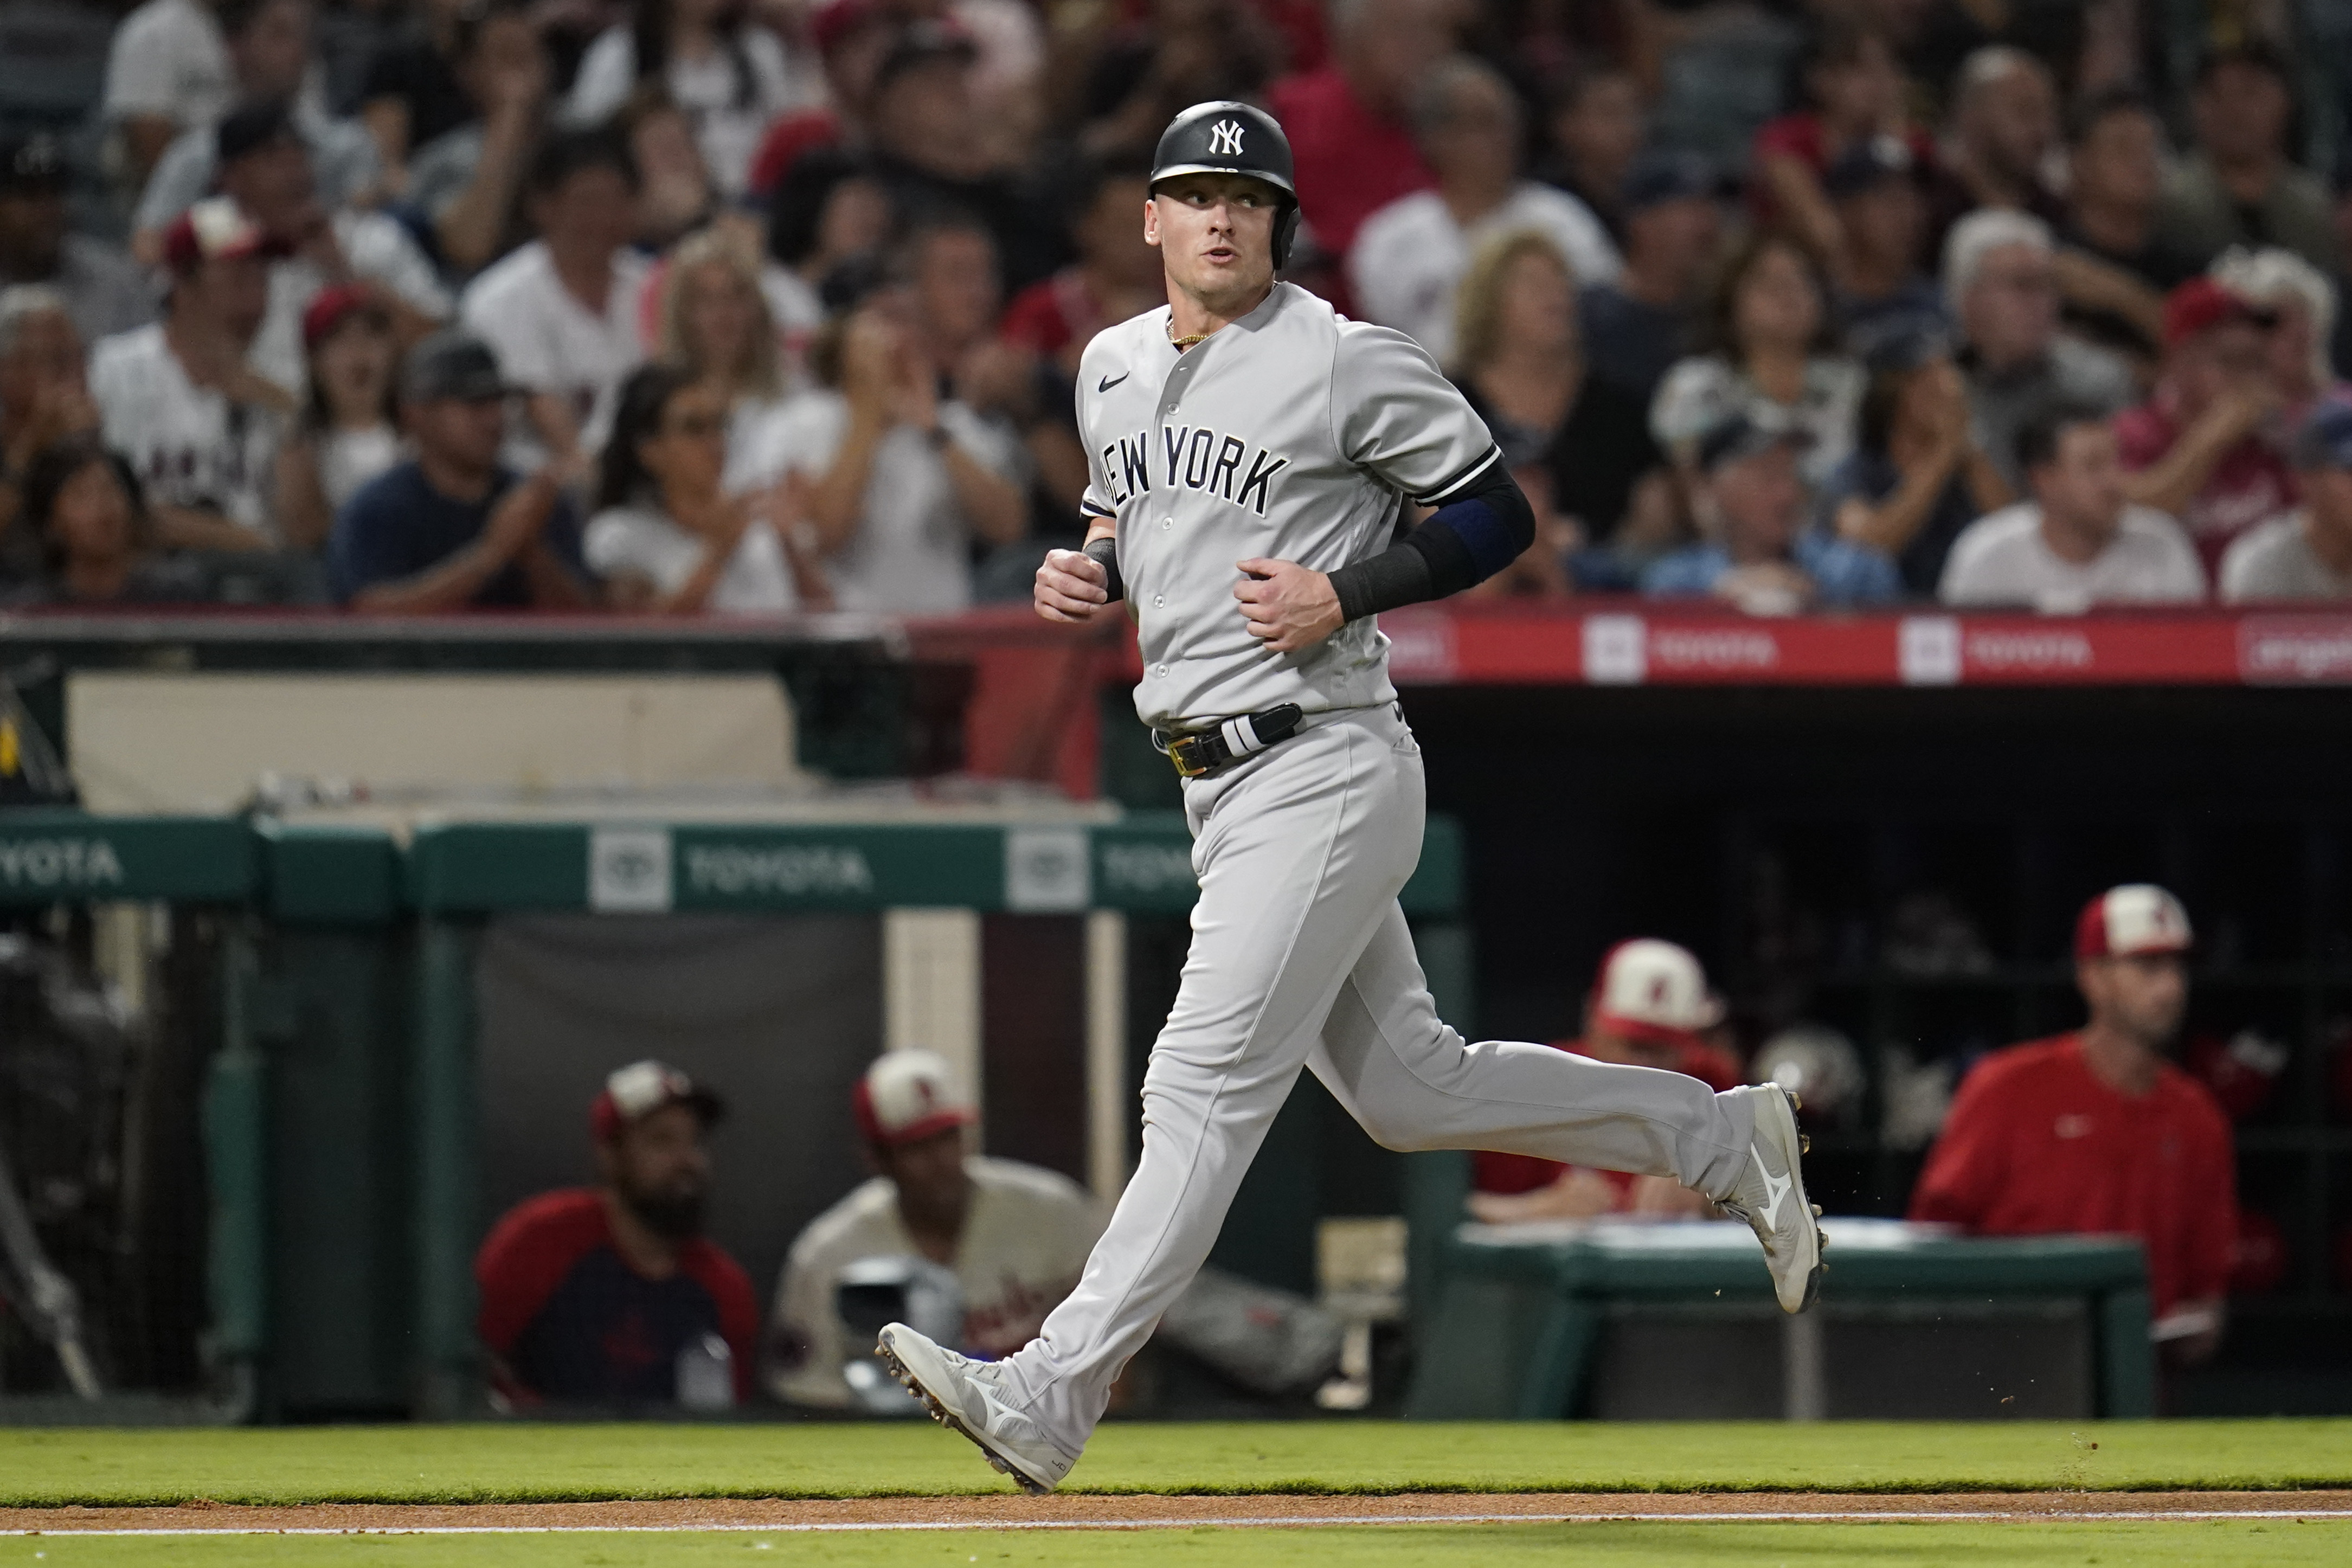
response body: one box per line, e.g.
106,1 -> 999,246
1,0 -> 2349,615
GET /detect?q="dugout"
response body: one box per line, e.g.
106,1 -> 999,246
0,811 -> 259,1419
394,808 -> 1468,1417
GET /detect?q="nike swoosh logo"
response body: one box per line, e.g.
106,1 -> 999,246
1758,1156 -> 1792,1230
1097,372 -> 1129,393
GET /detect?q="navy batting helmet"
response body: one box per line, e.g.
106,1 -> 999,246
1150,101 -> 1301,270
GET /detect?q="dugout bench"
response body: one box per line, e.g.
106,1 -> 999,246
1401,1200 -> 2157,1421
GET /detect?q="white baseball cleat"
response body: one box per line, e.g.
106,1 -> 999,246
1720,1083 -> 1827,1314
876,1323 -> 1078,1495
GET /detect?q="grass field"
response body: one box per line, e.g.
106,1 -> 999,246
4,1419 -> 2350,1506
7,1521 -> 2352,1567
4,1422 -> 2350,1566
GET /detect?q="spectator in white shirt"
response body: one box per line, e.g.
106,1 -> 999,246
1943,209 -> 2137,491
768,1050 -> 1100,1411
2220,399 -> 2352,602
1939,404 -> 2206,611
654,226 -> 801,486
205,104 -> 449,397
131,0 -> 383,254
583,363 -> 823,614
1651,229 -> 1865,489
755,242 -> 1027,615
0,287 -> 102,583
460,128 -> 647,471
1348,55 -> 1619,363
90,199 -> 291,553
104,0 -> 237,197
274,285 -> 403,551
565,0 -> 807,200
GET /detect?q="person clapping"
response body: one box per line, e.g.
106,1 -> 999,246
583,364 -> 825,615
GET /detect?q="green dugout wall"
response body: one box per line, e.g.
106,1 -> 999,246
1,806 -> 1468,1421
0,811 -> 408,1421
400,811 -> 1469,1415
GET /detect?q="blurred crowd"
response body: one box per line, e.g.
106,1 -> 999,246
1,0 -> 2350,616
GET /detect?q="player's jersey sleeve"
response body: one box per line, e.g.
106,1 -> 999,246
1072,337 -> 1119,521
1329,324 -> 1500,503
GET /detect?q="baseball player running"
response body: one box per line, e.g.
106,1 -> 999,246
880,101 -> 1822,1491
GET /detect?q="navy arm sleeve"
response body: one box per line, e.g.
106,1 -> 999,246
1325,458 -> 1534,623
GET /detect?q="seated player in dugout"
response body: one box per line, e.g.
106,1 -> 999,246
475,1062 -> 759,1409
1468,939 -> 1743,1224
1909,885 -> 2237,1366
767,1051 -> 1102,1409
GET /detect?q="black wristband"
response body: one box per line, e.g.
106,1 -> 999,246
1082,534 -> 1123,602
1326,543 -> 1434,622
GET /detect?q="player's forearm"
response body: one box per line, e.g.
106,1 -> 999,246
1325,459 -> 1533,622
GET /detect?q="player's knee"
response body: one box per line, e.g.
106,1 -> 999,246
1352,1108 -> 1443,1153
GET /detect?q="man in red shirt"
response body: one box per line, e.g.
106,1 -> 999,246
1909,885 -> 2236,1366
476,1061 -> 759,1409
1263,0 -> 1446,264
998,156 -> 1164,380
1469,939 -> 1744,1223
2117,277 -> 2297,573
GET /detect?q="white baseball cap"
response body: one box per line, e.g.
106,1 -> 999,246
1590,939 -> 1723,1043
854,1049 -> 975,1147
2074,884 -> 2193,959
590,1059 -> 723,1142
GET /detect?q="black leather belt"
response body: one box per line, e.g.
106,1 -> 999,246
1153,703 -> 1304,779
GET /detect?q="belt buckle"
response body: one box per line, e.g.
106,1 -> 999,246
1165,732 -> 1215,779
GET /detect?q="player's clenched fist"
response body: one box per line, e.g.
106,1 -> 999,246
1234,557 -> 1343,654
1035,547 -> 1111,622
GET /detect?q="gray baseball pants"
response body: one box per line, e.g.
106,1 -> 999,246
993,702 -> 1757,1455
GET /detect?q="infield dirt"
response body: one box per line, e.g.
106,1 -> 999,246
7,1489 -> 2351,1535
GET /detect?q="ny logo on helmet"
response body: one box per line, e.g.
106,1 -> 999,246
1208,119 -> 1246,156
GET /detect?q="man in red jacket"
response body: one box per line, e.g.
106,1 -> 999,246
1469,939 -> 1744,1223
1263,0 -> 1447,263
476,1061 -> 759,1408
1909,884 -> 2236,1365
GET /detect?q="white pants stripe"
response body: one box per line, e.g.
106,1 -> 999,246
995,704 -> 1755,1454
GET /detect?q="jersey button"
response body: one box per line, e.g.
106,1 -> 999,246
1153,595 -> 1165,607
1154,664 -> 1168,678
1160,518 -> 1172,531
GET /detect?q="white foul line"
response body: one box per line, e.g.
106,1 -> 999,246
6,1509 -> 2352,1537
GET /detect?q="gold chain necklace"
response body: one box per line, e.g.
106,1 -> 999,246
1168,324 -> 1210,350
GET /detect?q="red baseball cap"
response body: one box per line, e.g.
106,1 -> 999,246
162,197 -> 265,275
853,1050 -> 975,1147
1588,939 -> 1723,1045
2073,884 -> 2194,959
300,282 -> 382,350
589,1059 -> 725,1143
810,0 -> 883,55
2162,276 -> 2274,347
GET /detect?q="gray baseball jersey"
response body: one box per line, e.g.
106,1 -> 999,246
982,281 -> 1771,1468
1076,281 -> 1501,730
